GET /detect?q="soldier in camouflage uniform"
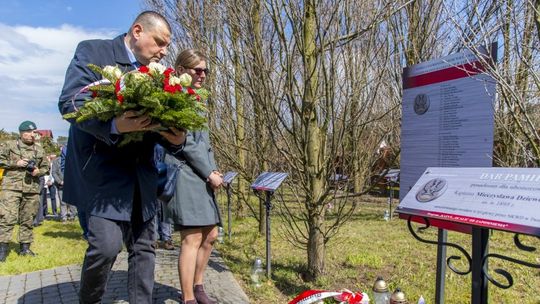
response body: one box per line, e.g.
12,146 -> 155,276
0,121 -> 48,261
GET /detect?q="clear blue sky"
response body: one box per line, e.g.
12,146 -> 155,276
0,0 -> 147,139
0,0 -> 144,29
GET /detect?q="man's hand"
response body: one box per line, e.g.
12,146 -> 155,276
115,111 -> 160,133
17,159 -> 29,168
159,127 -> 186,146
31,168 -> 40,177
207,171 -> 223,190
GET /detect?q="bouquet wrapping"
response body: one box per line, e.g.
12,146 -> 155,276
289,289 -> 369,304
63,62 -> 209,145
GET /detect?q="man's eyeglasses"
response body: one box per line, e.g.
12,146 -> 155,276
187,67 -> 209,75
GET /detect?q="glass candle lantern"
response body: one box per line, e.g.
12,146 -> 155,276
390,288 -> 408,304
250,257 -> 264,287
372,277 -> 390,304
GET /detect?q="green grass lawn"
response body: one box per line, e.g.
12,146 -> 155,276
215,195 -> 540,304
0,219 -> 87,275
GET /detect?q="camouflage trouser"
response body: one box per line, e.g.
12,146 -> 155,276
0,190 -> 39,243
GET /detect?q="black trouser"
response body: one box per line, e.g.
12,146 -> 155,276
78,191 -> 156,304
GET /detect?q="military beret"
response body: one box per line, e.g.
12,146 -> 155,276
19,120 -> 37,132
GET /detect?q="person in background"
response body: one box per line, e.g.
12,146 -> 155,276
51,155 -> 76,222
164,49 -> 223,304
42,156 -> 58,218
155,200 -> 174,250
0,121 -> 48,261
60,145 -> 87,237
32,175 -> 45,227
58,11 -> 185,303
154,144 -> 175,250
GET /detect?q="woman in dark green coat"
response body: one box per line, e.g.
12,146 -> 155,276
164,49 -> 222,304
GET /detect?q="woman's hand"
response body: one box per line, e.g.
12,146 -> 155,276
207,171 -> 223,190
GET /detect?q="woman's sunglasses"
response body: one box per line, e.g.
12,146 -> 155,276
187,67 -> 209,75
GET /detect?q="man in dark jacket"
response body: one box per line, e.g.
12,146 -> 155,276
58,11 -> 185,303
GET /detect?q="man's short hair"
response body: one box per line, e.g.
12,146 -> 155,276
132,11 -> 171,33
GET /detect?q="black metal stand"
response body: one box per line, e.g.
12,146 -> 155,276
482,234 -> 540,289
471,227 -> 489,304
387,181 -> 394,220
265,191 -> 273,278
406,215 -> 540,304
226,184 -> 232,241
408,217 -> 472,273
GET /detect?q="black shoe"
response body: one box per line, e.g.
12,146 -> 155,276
0,243 -> 9,262
19,243 -> 36,256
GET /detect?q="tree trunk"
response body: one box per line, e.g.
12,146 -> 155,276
307,210 -> 326,278
303,0 -> 326,278
230,17 -> 246,219
250,0 -> 268,235
535,0 -> 540,41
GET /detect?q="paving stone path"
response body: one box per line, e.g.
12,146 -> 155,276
0,249 -> 250,304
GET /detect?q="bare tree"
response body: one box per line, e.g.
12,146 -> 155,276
260,0 -> 410,278
445,0 -> 540,167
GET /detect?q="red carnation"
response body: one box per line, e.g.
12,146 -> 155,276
164,83 -> 182,93
164,68 -> 175,77
115,79 -> 124,104
138,66 -> 150,74
187,87 -> 196,95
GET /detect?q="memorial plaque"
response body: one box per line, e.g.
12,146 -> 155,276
398,167 -> 540,236
384,169 -> 400,183
251,172 -> 288,191
222,171 -> 238,185
400,47 -> 496,201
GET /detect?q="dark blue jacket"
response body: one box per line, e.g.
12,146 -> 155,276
58,34 -> 181,222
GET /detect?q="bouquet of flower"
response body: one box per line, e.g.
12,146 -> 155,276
63,62 -> 209,145
289,289 -> 369,304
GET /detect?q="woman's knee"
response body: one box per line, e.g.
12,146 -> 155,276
203,226 -> 218,245
181,230 -> 203,247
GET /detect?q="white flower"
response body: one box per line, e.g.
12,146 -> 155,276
169,76 -> 182,86
178,73 -> 192,87
148,62 -> 166,74
131,71 -> 149,81
102,65 -> 122,81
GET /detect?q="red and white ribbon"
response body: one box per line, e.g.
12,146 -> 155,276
289,289 -> 367,304
70,79 -> 112,112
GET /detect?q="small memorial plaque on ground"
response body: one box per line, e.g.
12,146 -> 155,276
222,171 -> 238,185
251,172 -> 288,191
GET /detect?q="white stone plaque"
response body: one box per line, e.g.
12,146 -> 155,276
398,167 -> 540,236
